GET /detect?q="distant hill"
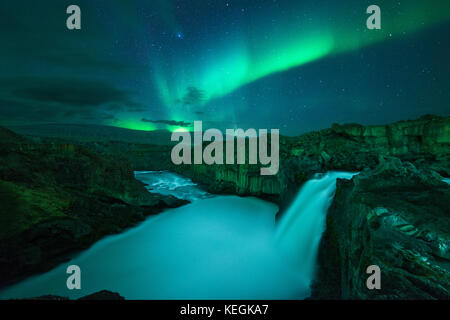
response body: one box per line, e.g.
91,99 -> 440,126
0,126 -> 30,144
6,124 -> 174,145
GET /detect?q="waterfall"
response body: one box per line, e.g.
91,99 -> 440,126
275,172 -> 358,284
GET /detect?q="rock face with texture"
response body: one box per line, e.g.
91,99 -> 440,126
331,115 -> 449,157
312,156 -> 450,299
0,127 -> 188,288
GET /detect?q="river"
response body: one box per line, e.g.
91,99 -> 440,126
0,171 -> 356,299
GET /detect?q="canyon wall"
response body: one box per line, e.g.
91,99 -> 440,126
171,115 -> 450,207
55,115 -> 448,207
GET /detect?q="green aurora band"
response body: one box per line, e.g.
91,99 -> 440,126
116,1 -> 450,131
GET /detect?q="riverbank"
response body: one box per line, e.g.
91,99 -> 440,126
0,128 -> 188,288
1,172 -> 305,300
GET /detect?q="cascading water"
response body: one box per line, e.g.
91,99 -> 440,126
275,172 -> 358,284
134,171 -> 212,201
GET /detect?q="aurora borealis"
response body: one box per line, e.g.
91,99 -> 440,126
0,0 -> 449,135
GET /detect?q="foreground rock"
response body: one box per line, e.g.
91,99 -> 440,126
312,157 -> 450,299
28,290 -> 124,300
0,127 -> 188,288
78,290 -> 125,300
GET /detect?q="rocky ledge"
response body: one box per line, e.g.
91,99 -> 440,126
312,156 -> 450,299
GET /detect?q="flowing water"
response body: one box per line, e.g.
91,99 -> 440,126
0,171 -> 357,300
134,171 -> 212,201
275,172 -> 359,281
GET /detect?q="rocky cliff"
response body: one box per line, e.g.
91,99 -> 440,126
0,127 -> 187,288
312,157 -> 450,299
172,115 -> 450,210
35,116 -> 448,207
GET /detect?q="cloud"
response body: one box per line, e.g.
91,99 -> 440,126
11,78 -> 131,107
180,87 -> 206,106
0,77 -> 143,124
141,118 -> 192,127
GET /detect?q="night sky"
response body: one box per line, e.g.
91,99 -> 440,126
0,0 -> 449,135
